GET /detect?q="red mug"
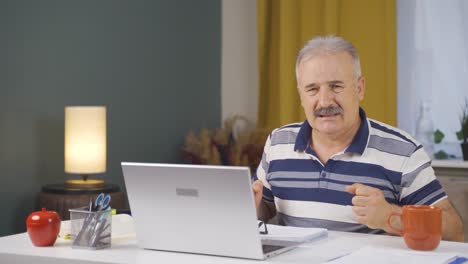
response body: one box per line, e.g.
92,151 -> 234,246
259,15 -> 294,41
387,205 -> 442,251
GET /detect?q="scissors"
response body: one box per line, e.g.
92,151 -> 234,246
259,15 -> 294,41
93,193 -> 111,211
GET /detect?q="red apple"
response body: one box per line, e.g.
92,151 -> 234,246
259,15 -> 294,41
26,208 -> 61,247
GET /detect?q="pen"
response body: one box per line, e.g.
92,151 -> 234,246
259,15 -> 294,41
325,252 -> 351,262
74,209 -> 101,247
447,256 -> 468,264
89,218 -> 107,247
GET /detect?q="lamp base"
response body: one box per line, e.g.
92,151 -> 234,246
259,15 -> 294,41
43,183 -> 120,194
65,179 -> 105,189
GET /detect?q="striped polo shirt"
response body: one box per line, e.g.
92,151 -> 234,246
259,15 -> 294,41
255,108 -> 447,233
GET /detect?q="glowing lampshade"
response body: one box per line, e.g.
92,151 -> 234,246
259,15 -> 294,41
65,106 -> 106,187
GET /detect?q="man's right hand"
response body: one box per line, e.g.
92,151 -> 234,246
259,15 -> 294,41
252,180 -> 263,209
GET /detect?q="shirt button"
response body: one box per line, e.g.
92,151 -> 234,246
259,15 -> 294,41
321,172 -> 326,178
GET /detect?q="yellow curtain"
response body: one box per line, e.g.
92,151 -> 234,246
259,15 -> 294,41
257,0 -> 396,129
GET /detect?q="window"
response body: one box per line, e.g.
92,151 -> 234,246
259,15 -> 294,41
397,0 -> 468,159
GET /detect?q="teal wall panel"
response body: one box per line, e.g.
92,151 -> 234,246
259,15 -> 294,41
0,0 -> 220,236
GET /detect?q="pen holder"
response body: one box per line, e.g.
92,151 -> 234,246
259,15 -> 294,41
69,207 -> 112,250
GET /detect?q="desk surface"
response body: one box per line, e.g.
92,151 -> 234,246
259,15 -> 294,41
0,230 -> 467,264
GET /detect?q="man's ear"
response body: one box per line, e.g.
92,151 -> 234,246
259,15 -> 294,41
357,77 -> 366,101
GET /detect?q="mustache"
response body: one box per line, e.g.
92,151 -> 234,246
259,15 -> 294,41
314,106 -> 343,117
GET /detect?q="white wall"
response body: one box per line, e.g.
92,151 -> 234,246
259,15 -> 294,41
221,0 -> 258,125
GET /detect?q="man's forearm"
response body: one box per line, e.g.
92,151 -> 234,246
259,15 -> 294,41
439,200 -> 464,242
257,199 -> 276,222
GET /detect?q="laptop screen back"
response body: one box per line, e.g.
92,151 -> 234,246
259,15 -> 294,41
121,162 -> 265,259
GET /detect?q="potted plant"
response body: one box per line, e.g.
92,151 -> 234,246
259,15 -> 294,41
456,100 -> 468,160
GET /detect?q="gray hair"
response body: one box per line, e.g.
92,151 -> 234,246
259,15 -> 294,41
295,35 -> 362,82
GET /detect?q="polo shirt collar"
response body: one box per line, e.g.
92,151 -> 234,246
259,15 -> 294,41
294,120 -> 312,152
294,107 -> 369,155
345,107 -> 369,154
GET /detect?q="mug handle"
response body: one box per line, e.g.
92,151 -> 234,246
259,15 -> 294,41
387,211 -> 403,236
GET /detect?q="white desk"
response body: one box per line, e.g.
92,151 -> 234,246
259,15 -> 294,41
0,231 -> 467,263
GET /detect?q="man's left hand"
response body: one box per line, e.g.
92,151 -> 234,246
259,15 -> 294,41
345,183 -> 400,231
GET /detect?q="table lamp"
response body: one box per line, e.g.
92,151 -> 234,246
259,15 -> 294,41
64,106 -> 107,189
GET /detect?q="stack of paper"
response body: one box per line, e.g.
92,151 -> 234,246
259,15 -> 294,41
259,223 -> 327,242
326,246 -> 462,264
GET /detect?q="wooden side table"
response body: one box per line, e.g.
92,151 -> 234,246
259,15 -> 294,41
38,183 -> 128,220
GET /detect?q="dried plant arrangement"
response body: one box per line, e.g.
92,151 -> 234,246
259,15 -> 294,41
182,115 -> 270,173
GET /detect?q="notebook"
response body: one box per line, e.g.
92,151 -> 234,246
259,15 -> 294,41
121,162 -> 321,260
259,221 -> 327,242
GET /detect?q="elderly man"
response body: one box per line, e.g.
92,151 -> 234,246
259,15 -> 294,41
252,35 -> 464,242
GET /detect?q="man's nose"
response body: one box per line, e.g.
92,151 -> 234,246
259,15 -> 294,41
317,86 -> 334,106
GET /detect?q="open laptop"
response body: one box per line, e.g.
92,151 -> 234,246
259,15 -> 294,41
121,162 -> 303,260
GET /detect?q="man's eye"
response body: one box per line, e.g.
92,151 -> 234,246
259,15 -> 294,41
307,87 -> 318,94
331,85 -> 344,93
